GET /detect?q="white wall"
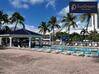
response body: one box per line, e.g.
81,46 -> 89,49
88,7 -> 99,32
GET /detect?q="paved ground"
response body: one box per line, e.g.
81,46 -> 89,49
0,48 -> 99,74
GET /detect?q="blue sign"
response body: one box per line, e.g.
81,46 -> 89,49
69,2 -> 98,13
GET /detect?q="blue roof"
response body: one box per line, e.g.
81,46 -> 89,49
0,29 -> 42,36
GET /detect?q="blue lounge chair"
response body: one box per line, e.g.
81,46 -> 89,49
66,47 -> 76,55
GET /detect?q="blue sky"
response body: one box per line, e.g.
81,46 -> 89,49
0,0 -> 69,30
0,0 -> 98,32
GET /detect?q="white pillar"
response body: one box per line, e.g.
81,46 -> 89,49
91,14 -> 98,31
50,34 -> 52,45
9,37 -> 12,47
39,38 -> 42,46
0,37 -> 2,45
94,14 -> 98,29
29,37 -> 32,48
91,14 -> 94,31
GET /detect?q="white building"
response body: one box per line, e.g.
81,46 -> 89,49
88,8 -> 99,32
70,7 -> 99,34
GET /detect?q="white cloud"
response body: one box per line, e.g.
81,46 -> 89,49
4,23 -> 39,33
9,0 -> 29,8
25,25 -> 39,33
30,0 -> 44,4
22,4 -> 29,8
9,0 -> 56,9
59,5 -> 69,16
46,0 -> 56,8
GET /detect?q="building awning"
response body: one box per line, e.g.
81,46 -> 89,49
0,29 -> 42,37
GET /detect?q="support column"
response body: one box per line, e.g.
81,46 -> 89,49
91,14 -> 98,31
94,14 -> 98,29
39,38 -> 42,47
0,37 -> 2,45
50,34 -> 52,45
9,37 -> 12,47
29,37 -> 32,48
91,14 -> 94,31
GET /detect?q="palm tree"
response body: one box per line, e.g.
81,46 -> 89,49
80,13 -> 98,41
80,13 -> 91,31
2,26 -> 11,33
70,32 -> 80,42
61,13 -> 78,33
48,16 -> 60,43
0,11 -> 9,29
38,21 -> 50,38
80,28 -> 89,35
2,13 -> 9,25
10,12 -> 25,31
89,30 -> 98,41
80,28 -> 89,41
0,11 -> 3,25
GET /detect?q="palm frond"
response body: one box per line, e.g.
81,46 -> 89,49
61,13 -> 77,33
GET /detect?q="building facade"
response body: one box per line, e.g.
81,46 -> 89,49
88,7 -> 99,32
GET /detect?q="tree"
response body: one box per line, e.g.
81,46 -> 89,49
2,26 -> 11,33
80,13 -> 91,31
56,32 -> 69,40
70,32 -> 80,42
48,16 -> 60,43
61,13 -> 77,33
10,12 -> 25,31
89,30 -> 98,41
38,21 -> 50,38
80,28 -> 89,41
0,11 -> 4,25
0,11 -> 9,29
2,13 -> 9,24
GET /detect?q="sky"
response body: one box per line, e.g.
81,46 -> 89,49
0,0 -> 98,33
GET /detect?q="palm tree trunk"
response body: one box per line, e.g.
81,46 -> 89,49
93,14 -> 96,32
43,32 -> 45,39
22,23 -> 25,30
43,33 -> 45,46
86,21 -> 90,31
93,14 -> 96,41
68,30 -> 70,34
14,21 -> 18,31
68,27 -> 70,34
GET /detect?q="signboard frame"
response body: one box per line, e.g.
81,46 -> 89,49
69,2 -> 98,13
